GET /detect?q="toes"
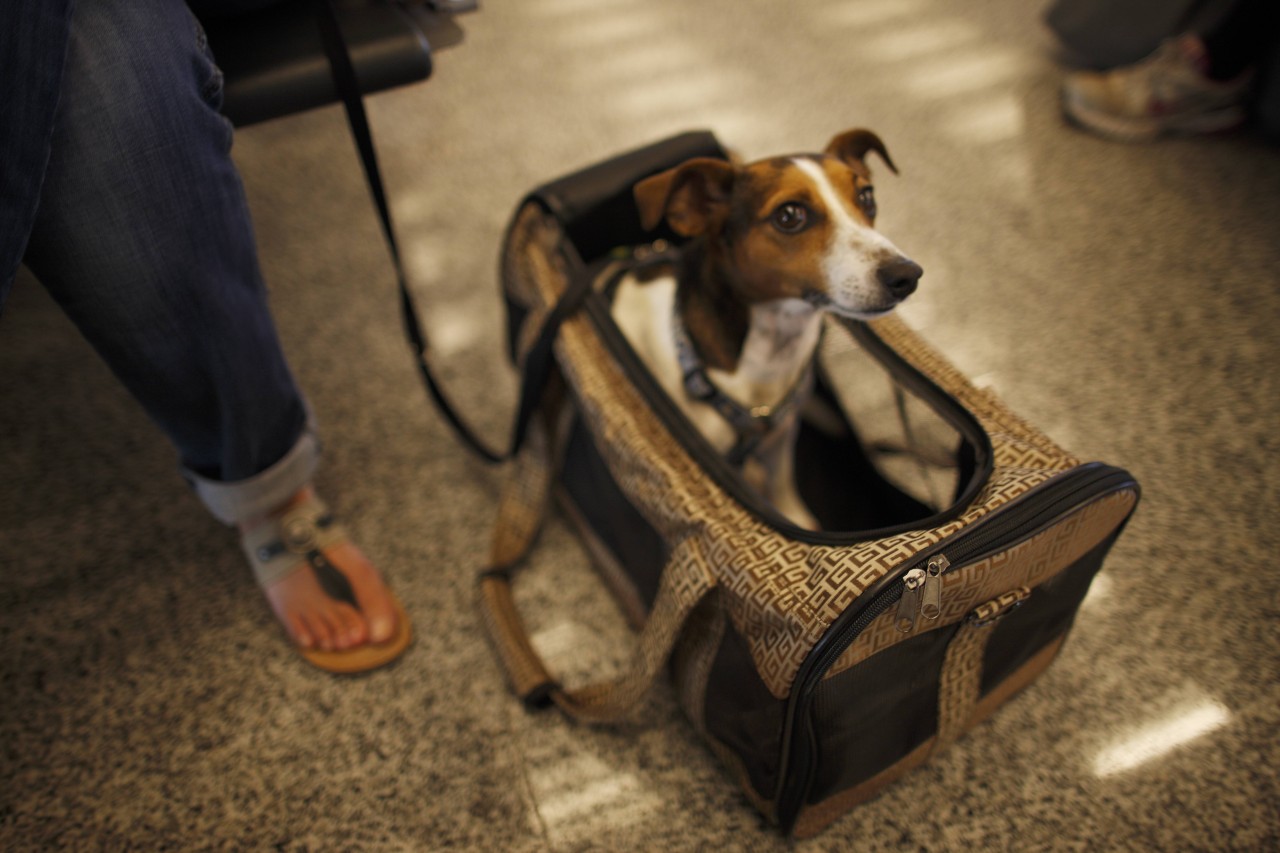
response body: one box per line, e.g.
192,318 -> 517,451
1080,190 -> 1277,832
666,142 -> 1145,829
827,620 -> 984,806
269,593 -> 320,650
316,604 -> 368,651
331,543 -> 399,644
288,613 -> 315,650
363,600 -> 397,645
332,602 -> 368,650
368,616 -> 395,645
262,538 -> 400,653
266,575 -> 323,649
307,610 -> 340,652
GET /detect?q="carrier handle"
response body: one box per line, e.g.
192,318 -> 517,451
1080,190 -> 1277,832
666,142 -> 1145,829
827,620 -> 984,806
477,545 -> 716,723
475,424 -> 717,722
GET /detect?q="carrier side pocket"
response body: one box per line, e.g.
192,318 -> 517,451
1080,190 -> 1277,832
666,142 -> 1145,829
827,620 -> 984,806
933,586 -> 1032,755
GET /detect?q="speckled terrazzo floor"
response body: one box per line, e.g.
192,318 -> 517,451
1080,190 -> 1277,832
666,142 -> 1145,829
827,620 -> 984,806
3,1 -> 1279,850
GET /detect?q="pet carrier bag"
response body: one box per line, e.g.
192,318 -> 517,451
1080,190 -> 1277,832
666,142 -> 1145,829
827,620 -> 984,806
313,17 -> 1132,834
308,17 -> 1138,837
472,130 -> 1140,837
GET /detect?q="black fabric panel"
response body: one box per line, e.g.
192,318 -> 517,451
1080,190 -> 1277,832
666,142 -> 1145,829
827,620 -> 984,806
703,624 -> 788,803
804,536 -> 1120,804
980,533 -> 1118,695
559,417 -> 669,609
806,624 -> 956,804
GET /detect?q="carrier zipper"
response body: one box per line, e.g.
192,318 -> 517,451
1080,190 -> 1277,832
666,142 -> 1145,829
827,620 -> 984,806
774,463 -> 1138,833
798,464 -> 1134,703
895,567 -> 928,633
895,554 -> 949,633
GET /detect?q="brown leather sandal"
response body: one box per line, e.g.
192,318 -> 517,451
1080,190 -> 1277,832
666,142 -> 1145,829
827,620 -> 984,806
241,494 -> 412,674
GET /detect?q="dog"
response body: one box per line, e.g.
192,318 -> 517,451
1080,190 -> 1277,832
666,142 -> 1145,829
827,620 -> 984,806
611,129 -> 922,529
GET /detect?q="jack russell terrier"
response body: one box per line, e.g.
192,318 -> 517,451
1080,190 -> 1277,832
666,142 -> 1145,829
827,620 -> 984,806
611,129 -> 922,530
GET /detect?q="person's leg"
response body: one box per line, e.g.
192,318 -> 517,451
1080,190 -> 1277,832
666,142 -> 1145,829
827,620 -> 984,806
0,0 -> 71,305
21,0 -> 401,659
1200,0 -> 1280,81
1060,0 -> 1280,141
1060,38 -> 1251,141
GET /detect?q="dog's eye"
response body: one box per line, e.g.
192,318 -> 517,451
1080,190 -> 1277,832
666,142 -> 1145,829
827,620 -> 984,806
771,202 -> 810,234
857,187 -> 877,219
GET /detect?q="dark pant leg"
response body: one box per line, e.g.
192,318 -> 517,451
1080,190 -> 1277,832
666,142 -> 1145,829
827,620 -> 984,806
1202,0 -> 1280,80
22,0 -> 316,523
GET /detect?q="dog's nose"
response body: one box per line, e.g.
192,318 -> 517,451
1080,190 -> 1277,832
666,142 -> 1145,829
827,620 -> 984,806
877,258 -> 923,298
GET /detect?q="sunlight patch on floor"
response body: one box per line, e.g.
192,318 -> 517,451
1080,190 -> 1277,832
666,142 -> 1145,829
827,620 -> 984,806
862,20 -> 982,62
529,0 -> 640,19
422,301 -> 485,355
1080,571 -> 1113,608
527,750 -> 664,845
1093,700 -> 1231,777
817,0 -> 928,29
611,70 -> 744,115
939,93 -> 1027,144
553,8 -> 667,48
583,41 -> 705,86
900,50 -> 1031,100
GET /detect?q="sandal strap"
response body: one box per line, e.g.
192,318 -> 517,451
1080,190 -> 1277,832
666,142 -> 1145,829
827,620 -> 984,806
241,495 -> 351,590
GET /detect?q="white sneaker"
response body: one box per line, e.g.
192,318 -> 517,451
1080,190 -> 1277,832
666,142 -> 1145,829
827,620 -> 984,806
1061,36 -> 1250,141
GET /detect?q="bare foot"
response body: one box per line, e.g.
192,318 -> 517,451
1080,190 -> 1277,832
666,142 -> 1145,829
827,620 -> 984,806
239,487 -> 399,652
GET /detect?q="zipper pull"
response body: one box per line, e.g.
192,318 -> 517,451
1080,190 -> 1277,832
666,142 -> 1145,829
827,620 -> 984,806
896,567 -> 928,633
896,555 -> 950,633
921,555 -> 949,622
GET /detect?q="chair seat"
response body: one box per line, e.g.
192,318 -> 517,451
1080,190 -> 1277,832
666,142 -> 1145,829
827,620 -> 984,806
200,0 -> 433,127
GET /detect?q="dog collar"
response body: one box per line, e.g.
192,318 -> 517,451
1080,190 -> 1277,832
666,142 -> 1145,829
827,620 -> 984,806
671,303 -> 813,466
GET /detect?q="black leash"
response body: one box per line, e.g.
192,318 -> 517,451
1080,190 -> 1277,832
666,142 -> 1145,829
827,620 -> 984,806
313,1 -> 580,464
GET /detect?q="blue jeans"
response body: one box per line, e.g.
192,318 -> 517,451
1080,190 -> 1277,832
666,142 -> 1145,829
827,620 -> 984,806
3,0 -> 317,526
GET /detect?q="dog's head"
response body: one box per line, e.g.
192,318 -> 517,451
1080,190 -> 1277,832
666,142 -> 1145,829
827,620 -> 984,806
634,129 -> 921,319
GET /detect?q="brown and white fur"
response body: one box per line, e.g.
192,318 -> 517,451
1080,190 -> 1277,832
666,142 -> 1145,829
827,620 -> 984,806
611,129 -> 921,529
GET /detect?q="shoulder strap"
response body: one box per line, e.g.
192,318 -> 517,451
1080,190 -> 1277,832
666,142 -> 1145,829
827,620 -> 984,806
315,0 -> 579,463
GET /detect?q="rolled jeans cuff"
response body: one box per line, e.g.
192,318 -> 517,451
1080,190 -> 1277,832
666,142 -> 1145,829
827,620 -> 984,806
188,427 -> 320,526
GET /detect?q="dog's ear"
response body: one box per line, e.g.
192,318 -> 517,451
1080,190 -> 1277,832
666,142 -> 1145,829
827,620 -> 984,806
825,129 -> 899,175
634,158 -> 735,236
